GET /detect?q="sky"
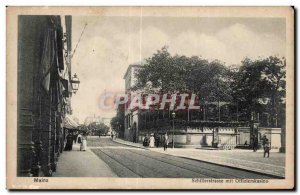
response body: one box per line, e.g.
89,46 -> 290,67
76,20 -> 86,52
70,16 -> 286,123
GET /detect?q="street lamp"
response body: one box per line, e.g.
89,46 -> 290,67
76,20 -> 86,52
172,111 -> 176,149
71,73 -> 80,94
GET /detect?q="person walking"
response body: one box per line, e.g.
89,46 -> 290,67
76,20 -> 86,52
143,134 -> 149,147
163,133 -> 169,151
73,132 -> 78,144
80,133 -> 87,151
155,133 -> 160,148
263,138 -> 270,158
253,135 -> 258,152
77,133 -> 82,144
262,135 -> 267,150
149,133 -> 155,148
113,131 -> 116,140
64,132 -> 74,151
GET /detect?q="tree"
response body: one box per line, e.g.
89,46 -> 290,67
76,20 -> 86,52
261,56 -> 286,126
231,56 -> 286,126
134,47 -> 232,101
87,122 -> 110,136
110,106 -> 125,137
134,46 -> 187,93
133,47 -> 233,121
125,46 -> 286,126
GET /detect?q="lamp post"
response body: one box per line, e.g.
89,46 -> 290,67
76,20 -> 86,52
71,73 -> 80,94
172,111 -> 176,149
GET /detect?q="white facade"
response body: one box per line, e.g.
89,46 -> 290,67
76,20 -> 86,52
123,64 -> 143,141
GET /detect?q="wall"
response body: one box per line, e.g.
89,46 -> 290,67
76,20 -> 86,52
136,126 -> 281,150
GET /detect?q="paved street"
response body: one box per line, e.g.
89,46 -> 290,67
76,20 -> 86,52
88,137 -> 277,178
114,138 -> 285,177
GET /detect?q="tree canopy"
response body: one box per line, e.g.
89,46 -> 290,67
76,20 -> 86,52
134,47 -> 234,103
131,46 -> 286,126
82,122 -> 110,136
110,107 -> 125,136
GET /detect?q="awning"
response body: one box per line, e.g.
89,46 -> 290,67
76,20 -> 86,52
63,115 -> 80,129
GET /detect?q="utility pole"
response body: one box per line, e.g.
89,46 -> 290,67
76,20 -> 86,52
172,111 -> 176,149
236,102 -> 239,122
218,97 -> 220,122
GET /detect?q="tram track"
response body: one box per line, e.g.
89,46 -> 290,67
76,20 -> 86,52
89,137 -> 277,178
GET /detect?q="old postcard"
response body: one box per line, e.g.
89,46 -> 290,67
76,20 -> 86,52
6,6 -> 294,190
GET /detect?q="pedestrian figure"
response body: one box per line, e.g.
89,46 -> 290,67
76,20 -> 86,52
73,132 -> 78,144
262,135 -> 267,149
64,132 -> 73,151
264,138 -> 270,158
80,133 -> 87,151
133,130 -> 137,143
77,133 -> 82,144
163,133 -> 169,151
253,135 -> 258,152
149,133 -> 155,148
113,131 -> 116,140
143,134 -> 149,147
155,133 -> 160,148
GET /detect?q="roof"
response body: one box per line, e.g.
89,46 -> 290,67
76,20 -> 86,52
123,64 -> 143,79
63,115 -> 80,129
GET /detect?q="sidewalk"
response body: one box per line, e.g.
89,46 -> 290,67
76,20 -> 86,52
113,138 -> 285,178
54,143 -> 118,177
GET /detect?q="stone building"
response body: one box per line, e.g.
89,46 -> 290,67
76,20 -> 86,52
123,64 -> 143,142
17,15 -> 75,176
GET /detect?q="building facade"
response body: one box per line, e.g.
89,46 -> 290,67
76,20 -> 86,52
123,64 -> 143,142
17,15 -> 74,176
